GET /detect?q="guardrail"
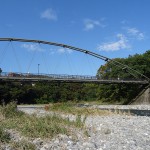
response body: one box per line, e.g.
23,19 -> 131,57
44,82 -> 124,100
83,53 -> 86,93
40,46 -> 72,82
0,72 -> 149,84
0,72 -> 97,80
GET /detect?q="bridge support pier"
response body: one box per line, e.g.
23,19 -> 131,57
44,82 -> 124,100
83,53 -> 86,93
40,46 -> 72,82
130,85 -> 150,105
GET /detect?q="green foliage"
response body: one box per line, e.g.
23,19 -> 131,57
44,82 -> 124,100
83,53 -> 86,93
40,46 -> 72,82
0,82 -> 90,104
96,50 -> 150,104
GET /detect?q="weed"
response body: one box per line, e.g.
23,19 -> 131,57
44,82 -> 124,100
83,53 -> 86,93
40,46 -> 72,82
11,140 -> 36,150
18,115 -> 68,138
73,114 -> 86,128
0,126 -> 10,143
0,102 -> 86,140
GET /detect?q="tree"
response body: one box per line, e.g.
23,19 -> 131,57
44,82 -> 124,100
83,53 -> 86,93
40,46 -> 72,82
96,50 -> 150,104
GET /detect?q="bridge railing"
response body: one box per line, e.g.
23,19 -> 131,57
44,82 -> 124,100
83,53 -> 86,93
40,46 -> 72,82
0,72 -> 97,80
0,72 -> 148,83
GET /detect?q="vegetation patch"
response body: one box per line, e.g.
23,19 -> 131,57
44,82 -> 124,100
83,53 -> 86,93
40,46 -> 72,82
10,140 -> 36,150
45,102 -> 112,116
0,102 -> 86,146
0,126 -> 11,144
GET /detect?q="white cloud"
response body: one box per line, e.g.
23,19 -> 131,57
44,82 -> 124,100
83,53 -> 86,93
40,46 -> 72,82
57,48 -> 73,54
58,48 -> 65,53
21,44 -> 44,52
84,19 -> 106,31
66,49 -> 73,54
41,8 -> 57,21
127,27 -> 144,40
98,34 -> 130,52
48,48 -> 73,54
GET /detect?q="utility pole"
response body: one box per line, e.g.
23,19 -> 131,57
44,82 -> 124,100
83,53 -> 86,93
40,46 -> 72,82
38,64 -> 40,75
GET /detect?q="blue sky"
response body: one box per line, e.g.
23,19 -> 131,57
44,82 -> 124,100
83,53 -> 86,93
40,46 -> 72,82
0,0 -> 150,75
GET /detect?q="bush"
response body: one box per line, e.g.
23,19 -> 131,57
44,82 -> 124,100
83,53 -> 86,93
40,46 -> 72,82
0,102 -> 24,118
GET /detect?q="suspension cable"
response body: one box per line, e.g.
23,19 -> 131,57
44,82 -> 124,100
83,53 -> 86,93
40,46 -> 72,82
10,42 -> 22,73
64,49 -> 73,75
107,60 -> 139,79
38,43 -> 50,74
0,42 -> 10,65
26,45 -> 37,73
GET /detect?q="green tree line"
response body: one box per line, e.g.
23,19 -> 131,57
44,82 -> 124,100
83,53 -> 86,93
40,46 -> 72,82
0,82 -> 101,104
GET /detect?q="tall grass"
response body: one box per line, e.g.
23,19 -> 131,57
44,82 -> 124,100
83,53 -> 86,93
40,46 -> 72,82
0,102 -> 86,142
0,102 -> 24,119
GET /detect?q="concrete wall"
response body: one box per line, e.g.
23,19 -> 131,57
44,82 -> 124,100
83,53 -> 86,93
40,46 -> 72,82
130,86 -> 150,105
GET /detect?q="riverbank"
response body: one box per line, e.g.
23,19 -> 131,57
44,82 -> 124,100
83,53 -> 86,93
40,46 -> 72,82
1,104 -> 150,150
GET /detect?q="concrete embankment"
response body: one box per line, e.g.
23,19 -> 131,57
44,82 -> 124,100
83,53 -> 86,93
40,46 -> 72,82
18,104 -> 150,116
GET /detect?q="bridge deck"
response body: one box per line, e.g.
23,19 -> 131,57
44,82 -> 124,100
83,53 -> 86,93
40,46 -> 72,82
0,76 -> 148,84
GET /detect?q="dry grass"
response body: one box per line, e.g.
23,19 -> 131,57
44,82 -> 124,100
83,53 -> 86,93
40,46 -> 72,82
0,102 -> 86,147
45,102 -> 133,117
10,140 -> 36,150
45,102 -> 112,116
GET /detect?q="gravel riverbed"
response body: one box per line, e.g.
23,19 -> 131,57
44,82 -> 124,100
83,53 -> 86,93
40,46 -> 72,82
2,106 -> 150,150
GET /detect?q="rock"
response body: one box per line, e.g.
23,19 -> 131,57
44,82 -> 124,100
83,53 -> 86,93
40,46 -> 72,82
33,138 -> 43,146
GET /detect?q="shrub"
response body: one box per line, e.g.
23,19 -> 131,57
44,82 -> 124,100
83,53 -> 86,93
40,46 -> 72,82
0,102 -> 24,119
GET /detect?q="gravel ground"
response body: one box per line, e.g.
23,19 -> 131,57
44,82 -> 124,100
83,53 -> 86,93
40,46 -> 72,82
2,106 -> 150,150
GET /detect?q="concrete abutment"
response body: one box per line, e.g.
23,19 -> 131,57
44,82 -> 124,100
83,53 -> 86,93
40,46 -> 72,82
130,85 -> 150,104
